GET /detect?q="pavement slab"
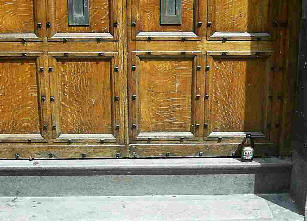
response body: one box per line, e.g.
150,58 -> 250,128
0,194 -> 303,221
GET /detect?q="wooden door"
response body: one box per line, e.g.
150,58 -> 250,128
0,0 -> 126,159
128,0 -> 294,158
0,0 -> 298,158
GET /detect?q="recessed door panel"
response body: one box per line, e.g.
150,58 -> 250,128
207,0 -> 274,40
205,52 -> 274,142
0,56 -> 46,143
130,53 -> 204,142
132,0 -> 204,40
47,0 -> 118,41
49,54 -> 121,143
0,0 -> 45,41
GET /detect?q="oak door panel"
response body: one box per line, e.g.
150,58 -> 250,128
0,0 -> 45,41
0,56 -> 46,143
205,52 -> 273,142
47,0 -> 118,41
49,54 -> 121,143
207,0 -> 274,40
130,54 -> 204,142
132,0 -> 204,40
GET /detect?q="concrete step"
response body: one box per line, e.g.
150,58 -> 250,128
0,158 -> 291,197
0,194 -> 303,221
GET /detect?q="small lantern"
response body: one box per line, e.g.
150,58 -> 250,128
241,134 -> 254,162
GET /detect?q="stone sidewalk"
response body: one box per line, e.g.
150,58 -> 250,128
0,194 -> 303,221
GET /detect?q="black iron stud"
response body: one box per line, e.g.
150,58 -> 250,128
37,23 -> 42,29
196,66 -> 201,71
81,153 -> 87,158
15,153 -> 20,159
131,21 -> 136,27
113,22 -> 118,27
197,22 -> 203,27
199,152 -> 203,157
207,22 -> 212,27
114,67 -> 119,72
46,22 -> 51,28
114,96 -> 120,101
50,96 -> 55,102
205,94 -> 209,100
39,67 -> 44,72
132,95 -> 137,101
116,153 -> 120,158
131,65 -> 136,71
196,95 -> 201,100
48,67 -> 54,72
41,95 -> 46,102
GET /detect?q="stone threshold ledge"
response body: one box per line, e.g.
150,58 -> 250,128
0,158 -> 292,176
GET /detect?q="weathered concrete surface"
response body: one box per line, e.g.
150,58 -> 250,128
291,150 -> 307,215
0,158 -> 291,196
0,194 -> 303,221
0,158 -> 292,175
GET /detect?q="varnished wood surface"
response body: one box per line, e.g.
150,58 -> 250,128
208,0 -> 271,34
53,0 -> 110,33
206,55 -> 270,138
0,0 -> 300,158
0,0 -> 34,33
137,0 -> 194,32
56,58 -> 113,135
138,57 -> 193,133
0,59 -> 40,135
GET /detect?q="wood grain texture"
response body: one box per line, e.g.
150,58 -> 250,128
129,143 -> 278,158
56,58 -> 113,134
138,58 -> 193,132
0,0 -> 34,33
54,0 -> 110,33
207,56 -> 269,134
0,144 -> 125,159
0,59 -> 40,134
209,0 -> 271,33
137,0 -> 194,32
0,0 -> 298,158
